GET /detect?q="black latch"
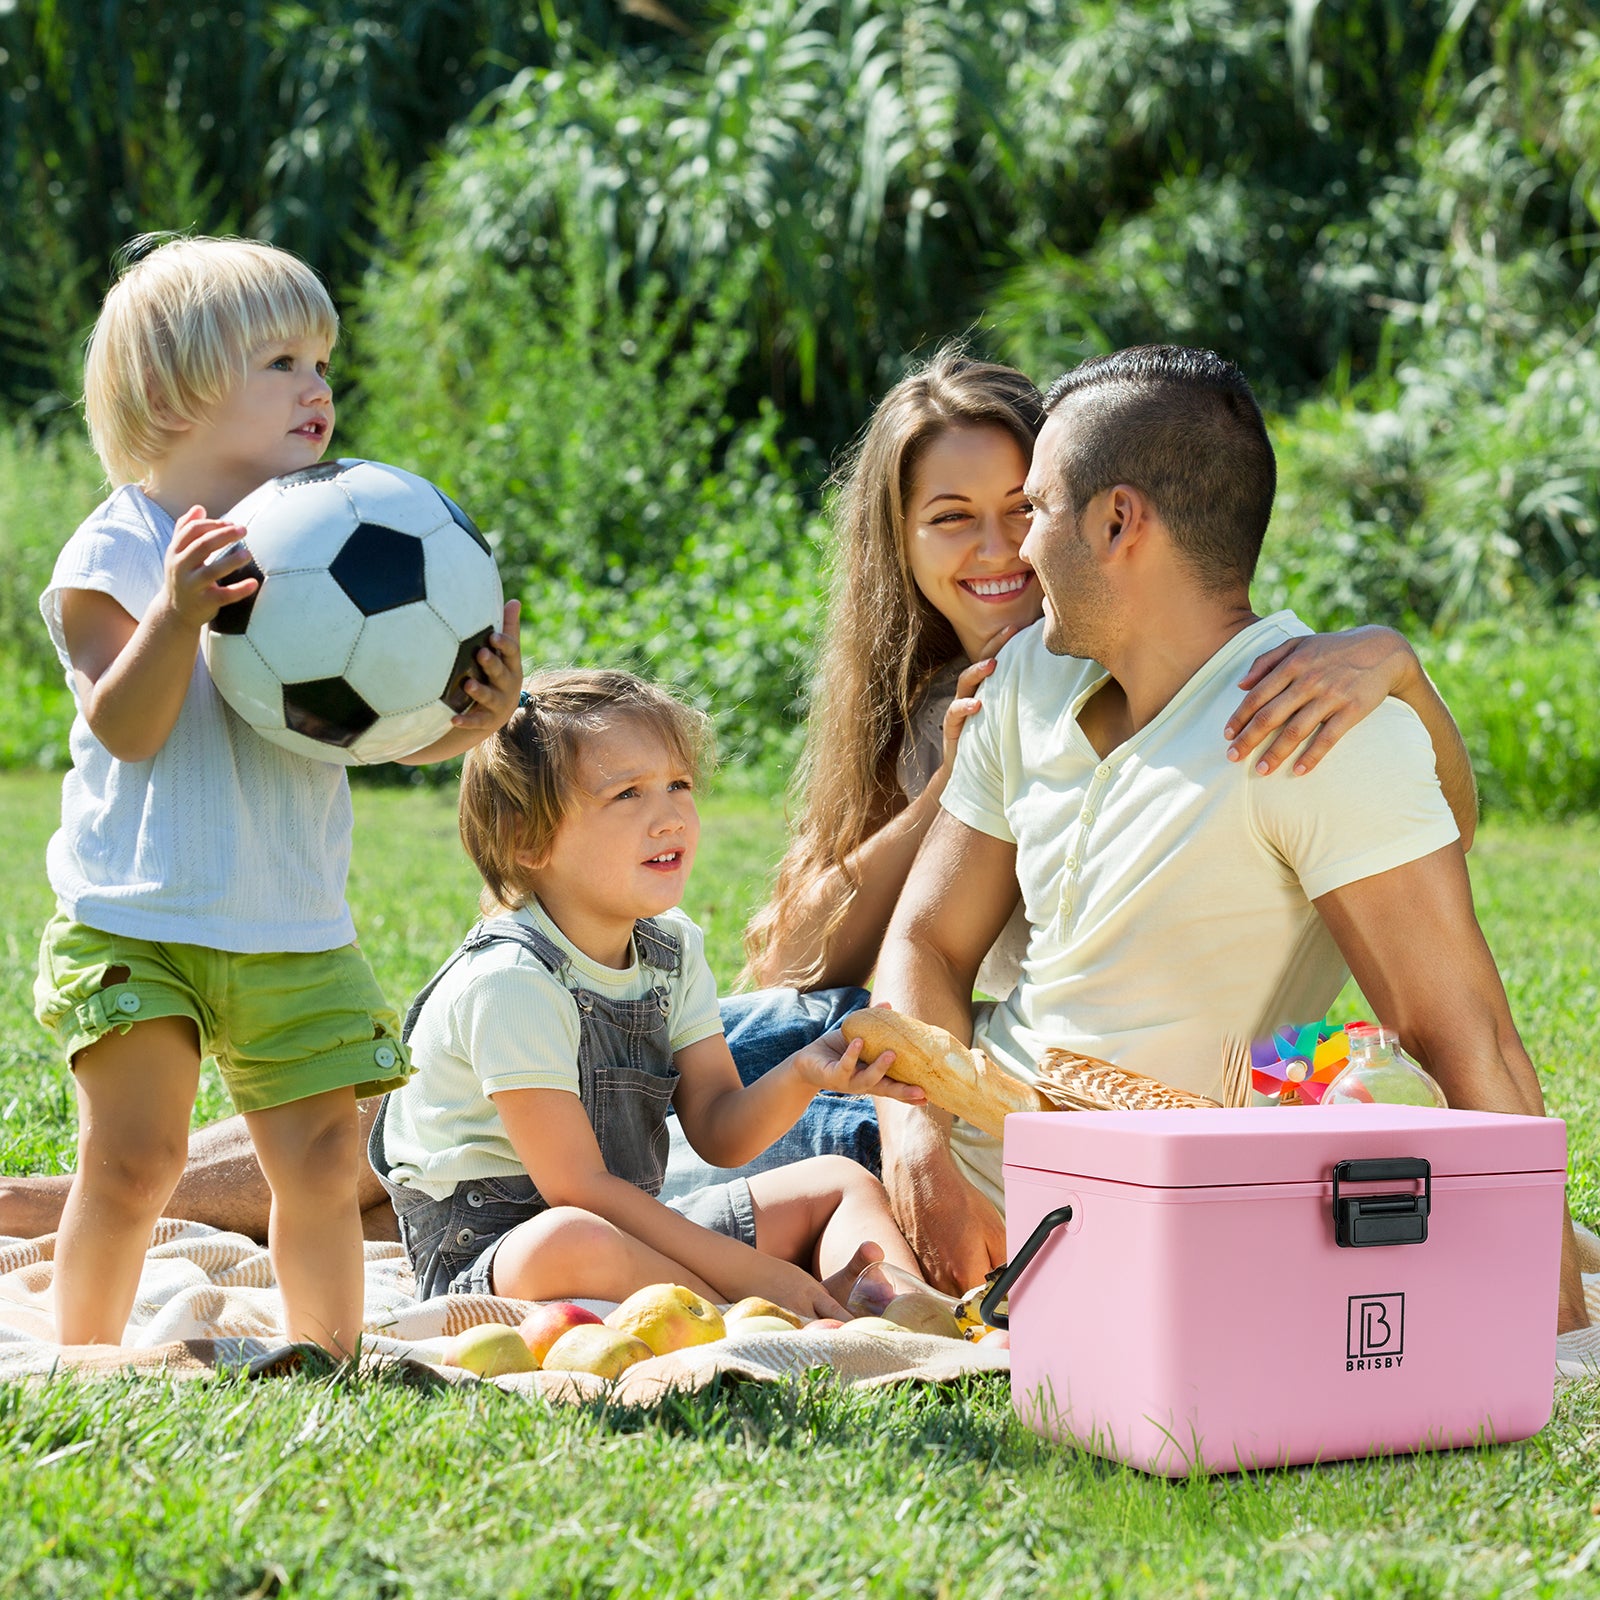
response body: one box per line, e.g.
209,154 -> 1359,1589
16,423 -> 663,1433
1331,1157 -> 1431,1248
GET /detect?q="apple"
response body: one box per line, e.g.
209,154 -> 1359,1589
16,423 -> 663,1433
541,1324 -> 653,1378
451,1322 -> 539,1377
977,1328 -> 1010,1349
605,1283 -> 726,1355
807,1318 -> 846,1331
880,1293 -> 964,1339
724,1314 -> 802,1336
724,1296 -> 805,1329
519,1301 -> 604,1366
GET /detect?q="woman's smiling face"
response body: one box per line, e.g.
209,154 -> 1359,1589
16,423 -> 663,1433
903,424 -> 1041,662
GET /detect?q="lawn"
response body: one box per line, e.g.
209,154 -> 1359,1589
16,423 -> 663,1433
2,772 -> 1599,1599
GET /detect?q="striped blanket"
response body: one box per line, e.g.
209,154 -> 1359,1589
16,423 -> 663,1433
3,1221 -> 1597,1395
0,1221 -> 1005,1399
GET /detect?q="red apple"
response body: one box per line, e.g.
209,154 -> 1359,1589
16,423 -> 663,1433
808,1318 -> 846,1331
519,1301 -> 604,1367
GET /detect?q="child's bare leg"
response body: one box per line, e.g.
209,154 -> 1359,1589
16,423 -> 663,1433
490,1206 -> 721,1304
242,1087 -> 365,1356
55,1017 -> 202,1345
171,1096 -> 395,1243
2,1097 -> 395,1245
746,1155 -> 921,1283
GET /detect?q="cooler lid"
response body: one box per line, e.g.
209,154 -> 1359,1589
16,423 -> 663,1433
1002,1105 -> 1567,1189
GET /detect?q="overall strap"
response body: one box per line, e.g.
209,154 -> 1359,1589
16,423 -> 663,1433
375,915 -> 573,1186
400,916 -> 565,1044
632,917 -> 682,977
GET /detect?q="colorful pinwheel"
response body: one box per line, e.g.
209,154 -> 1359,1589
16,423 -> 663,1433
1249,1020 -> 1361,1105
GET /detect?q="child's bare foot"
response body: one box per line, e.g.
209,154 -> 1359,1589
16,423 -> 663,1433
821,1240 -> 885,1306
0,1174 -> 72,1240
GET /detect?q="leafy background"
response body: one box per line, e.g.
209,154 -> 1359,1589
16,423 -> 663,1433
2,0 -> 1598,806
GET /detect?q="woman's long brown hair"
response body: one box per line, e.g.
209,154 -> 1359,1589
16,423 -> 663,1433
742,346 -> 1045,987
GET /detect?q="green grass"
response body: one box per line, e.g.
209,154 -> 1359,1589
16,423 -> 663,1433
2,774 -> 1600,1597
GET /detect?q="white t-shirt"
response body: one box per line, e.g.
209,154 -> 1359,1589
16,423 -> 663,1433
896,661 -> 1030,1000
939,611 -> 1461,1209
41,486 -> 357,952
382,901 -> 725,1200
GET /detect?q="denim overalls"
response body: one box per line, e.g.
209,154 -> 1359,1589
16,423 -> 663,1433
369,913 -> 751,1299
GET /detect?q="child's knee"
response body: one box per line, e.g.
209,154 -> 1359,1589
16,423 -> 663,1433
802,1154 -> 883,1204
76,1135 -> 187,1216
258,1099 -> 362,1201
492,1206 -> 620,1297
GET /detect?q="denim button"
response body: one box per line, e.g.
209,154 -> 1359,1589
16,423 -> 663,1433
455,1229 -> 474,1247
115,992 -> 141,1015
374,1044 -> 397,1070
466,1190 -> 484,1208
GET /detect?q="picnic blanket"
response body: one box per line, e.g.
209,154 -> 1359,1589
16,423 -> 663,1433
0,1221 -> 1007,1400
3,1221 -> 1599,1393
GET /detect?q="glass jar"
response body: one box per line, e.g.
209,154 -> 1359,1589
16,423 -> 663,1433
1321,1023 -> 1448,1108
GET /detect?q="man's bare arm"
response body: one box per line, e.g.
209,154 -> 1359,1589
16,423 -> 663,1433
872,811 -> 1022,1293
1315,844 -> 1587,1332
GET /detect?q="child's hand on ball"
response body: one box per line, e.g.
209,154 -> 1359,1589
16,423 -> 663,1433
786,1031 -> 928,1104
167,507 -> 257,628
451,600 -> 523,731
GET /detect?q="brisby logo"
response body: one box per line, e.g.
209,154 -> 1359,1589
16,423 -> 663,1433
1347,1293 -> 1405,1371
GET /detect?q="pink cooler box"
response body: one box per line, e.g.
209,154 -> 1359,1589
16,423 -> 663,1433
994,1105 -> 1565,1474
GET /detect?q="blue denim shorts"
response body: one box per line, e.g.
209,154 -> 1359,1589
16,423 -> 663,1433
398,1172 -> 757,1300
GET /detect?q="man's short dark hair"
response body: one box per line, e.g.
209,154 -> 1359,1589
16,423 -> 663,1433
1041,346 -> 1276,590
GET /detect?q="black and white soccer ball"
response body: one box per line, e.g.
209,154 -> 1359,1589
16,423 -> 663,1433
202,459 -> 504,766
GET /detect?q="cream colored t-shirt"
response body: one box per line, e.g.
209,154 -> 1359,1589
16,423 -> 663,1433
938,611 -> 1461,1211
897,661 -> 1030,1000
382,901 -> 724,1200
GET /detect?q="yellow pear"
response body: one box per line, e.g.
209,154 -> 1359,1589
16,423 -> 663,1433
724,1296 -> 806,1329
724,1314 -> 803,1336
605,1283 -> 726,1355
450,1322 -> 539,1377
541,1324 -> 653,1378
880,1293 -> 965,1339
842,1316 -> 911,1336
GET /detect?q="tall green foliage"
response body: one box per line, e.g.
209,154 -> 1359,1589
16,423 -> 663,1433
348,211 -> 827,758
0,0 -> 698,415
398,0 -> 1046,422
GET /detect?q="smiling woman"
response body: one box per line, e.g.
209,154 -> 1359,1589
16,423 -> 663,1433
903,424 -> 1039,663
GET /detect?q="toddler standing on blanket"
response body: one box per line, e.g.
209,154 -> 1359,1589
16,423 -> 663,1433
33,235 -> 522,1353
372,668 -> 925,1318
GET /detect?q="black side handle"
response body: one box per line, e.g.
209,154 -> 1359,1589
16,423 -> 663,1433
1332,1156 -> 1431,1248
979,1204 -> 1074,1329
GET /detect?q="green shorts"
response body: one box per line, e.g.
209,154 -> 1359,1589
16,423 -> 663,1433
34,911 -> 412,1115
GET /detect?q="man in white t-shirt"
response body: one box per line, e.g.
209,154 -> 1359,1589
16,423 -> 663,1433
873,345 -> 1588,1334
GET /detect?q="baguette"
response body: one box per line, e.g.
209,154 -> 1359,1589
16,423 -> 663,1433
840,1008 -> 1052,1139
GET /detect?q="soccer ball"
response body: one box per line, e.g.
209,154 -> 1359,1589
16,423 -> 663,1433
202,459 -> 504,766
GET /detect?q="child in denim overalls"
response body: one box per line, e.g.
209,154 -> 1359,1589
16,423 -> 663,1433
372,669 -> 926,1318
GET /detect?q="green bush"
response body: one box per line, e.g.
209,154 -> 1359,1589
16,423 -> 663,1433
1421,604 -> 1600,819
0,429 -> 100,768
347,212 -> 829,763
